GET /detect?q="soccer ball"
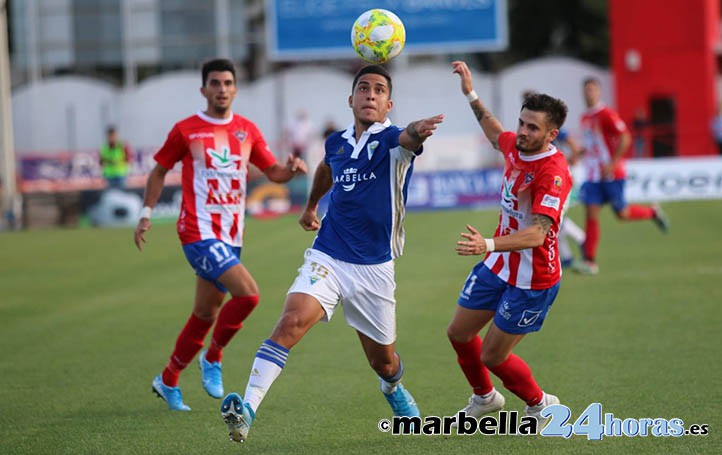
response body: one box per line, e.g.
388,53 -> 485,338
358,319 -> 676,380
351,9 -> 406,64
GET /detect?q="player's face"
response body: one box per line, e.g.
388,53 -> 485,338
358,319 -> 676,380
516,108 -> 558,153
349,74 -> 393,127
201,71 -> 237,116
583,81 -> 601,108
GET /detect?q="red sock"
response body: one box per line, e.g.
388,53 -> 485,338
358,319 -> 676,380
162,314 -> 213,387
584,218 -> 600,261
625,205 -> 654,220
487,353 -> 543,406
205,295 -> 260,363
450,336 -> 494,396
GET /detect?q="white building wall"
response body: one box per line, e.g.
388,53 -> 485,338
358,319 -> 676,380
11,58 -> 613,171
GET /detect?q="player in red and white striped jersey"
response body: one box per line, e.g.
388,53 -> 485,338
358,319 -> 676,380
572,78 -> 669,275
133,59 -> 306,411
446,61 -> 572,426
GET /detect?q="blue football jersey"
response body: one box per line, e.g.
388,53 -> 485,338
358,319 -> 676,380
312,119 -> 422,264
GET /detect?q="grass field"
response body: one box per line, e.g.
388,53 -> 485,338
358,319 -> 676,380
1,200 -> 721,454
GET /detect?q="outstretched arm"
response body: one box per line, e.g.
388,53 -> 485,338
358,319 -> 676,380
452,61 -> 504,150
134,164 -> 169,251
456,214 -> 553,256
399,114 -> 445,151
298,162 -> 333,231
263,155 -> 308,183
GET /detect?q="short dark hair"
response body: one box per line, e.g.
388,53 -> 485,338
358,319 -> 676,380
583,77 -> 601,87
202,58 -> 236,86
521,93 -> 568,129
352,65 -> 392,96
106,126 -> 116,135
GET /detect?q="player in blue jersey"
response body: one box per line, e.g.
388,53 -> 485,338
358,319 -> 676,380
219,65 -> 444,442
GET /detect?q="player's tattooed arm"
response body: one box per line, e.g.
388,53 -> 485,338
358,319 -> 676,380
532,213 -> 553,236
452,60 -> 503,150
469,101 -> 503,150
399,114 -> 445,151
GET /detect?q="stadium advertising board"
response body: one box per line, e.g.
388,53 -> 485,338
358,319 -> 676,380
406,169 -> 503,209
266,0 -> 508,60
625,157 -> 722,202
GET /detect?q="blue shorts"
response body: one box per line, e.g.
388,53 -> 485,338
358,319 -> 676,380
579,180 -> 627,213
457,263 -> 560,334
182,239 -> 241,292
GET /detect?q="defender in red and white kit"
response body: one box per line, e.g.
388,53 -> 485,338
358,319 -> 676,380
573,77 -> 669,275
446,61 -> 572,428
133,59 -> 307,411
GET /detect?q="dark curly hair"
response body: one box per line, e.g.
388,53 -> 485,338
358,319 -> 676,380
521,93 -> 568,129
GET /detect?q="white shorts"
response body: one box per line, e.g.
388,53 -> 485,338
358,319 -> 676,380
287,248 -> 397,345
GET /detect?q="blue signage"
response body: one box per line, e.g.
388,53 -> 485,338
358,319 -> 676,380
267,0 -> 508,60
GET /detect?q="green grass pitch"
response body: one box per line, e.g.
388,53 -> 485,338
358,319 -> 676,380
1,200 -> 720,454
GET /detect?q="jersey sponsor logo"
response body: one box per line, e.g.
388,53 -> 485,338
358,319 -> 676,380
367,140 -> 379,160
518,309 -> 541,327
189,132 -> 214,140
541,194 -> 561,210
335,167 -> 377,192
206,180 -> 242,206
501,177 -> 524,220
546,228 -> 558,273
207,146 -> 242,170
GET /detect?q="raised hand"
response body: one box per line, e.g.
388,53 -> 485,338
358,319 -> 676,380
452,61 -> 474,96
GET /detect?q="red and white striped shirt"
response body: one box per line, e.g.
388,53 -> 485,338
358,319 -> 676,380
154,111 -> 276,247
580,103 -> 628,182
484,132 -> 572,290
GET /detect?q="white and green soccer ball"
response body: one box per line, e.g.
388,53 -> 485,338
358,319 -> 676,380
351,9 -> 406,64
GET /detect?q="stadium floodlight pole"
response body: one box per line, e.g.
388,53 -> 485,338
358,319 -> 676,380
0,0 -> 20,230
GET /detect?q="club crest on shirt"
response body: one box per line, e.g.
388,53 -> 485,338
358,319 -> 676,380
233,130 -> 247,142
367,141 -> 379,160
524,172 -> 535,184
335,146 -> 345,155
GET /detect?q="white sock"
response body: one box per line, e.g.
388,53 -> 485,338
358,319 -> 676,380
379,356 -> 405,394
380,378 -> 398,395
243,340 -> 288,413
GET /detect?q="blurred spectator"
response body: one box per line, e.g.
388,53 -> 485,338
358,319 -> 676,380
631,107 -> 648,158
711,105 -> 722,155
322,119 -> 339,139
285,110 -> 314,158
99,126 -> 131,190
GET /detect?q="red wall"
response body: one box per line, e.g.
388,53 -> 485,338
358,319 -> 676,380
609,0 -> 719,156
